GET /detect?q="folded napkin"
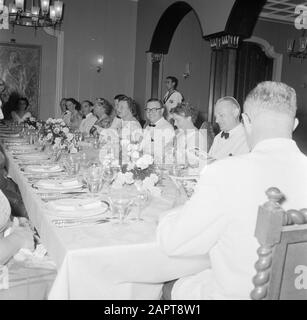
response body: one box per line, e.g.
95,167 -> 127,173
51,199 -> 103,211
37,179 -> 81,189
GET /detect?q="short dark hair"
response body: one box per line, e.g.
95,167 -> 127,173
167,76 -> 178,89
18,97 -> 29,108
114,94 -> 127,101
146,98 -> 164,109
170,102 -> 198,123
66,98 -> 81,111
82,100 -> 93,107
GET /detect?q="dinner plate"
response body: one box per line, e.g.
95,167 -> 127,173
34,179 -> 84,191
15,153 -> 51,161
0,133 -> 21,138
45,198 -> 109,218
24,165 -> 63,173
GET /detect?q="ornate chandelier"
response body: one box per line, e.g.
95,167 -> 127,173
7,0 -> 63,28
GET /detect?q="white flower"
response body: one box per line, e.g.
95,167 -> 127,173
124,172 -> 134,184
136,154 -> 153,170
126,161 -> 135,171
66,133 -> 74,141
149,173 -> 159,184
46,133 -> 53,141
131,150 -> 140,160
54,137 -> 61,145
62,127 -> 69,135
54,127 -> 60,134
46,118 -> 53,124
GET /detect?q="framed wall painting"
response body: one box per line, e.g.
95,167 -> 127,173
0,42 -> 41,118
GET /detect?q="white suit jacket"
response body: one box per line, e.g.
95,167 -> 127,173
157,138 -> 307,299
209,123 -> 250,160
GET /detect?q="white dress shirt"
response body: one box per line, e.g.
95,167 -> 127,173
209,123 -> 250,160
110,116 -> 122,130
157,138 -> 307,300
163,90 -> 183,114
79,113 -> 97,135
141,117 -> 175,164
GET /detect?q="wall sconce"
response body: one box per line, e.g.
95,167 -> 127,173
183,63 -> 190,79
96,56 -> 104,73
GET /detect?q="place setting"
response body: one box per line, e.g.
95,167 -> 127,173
46,198 -> 110,228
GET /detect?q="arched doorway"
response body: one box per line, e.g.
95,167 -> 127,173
148,1 -> 201,100
147,0 -> 267,122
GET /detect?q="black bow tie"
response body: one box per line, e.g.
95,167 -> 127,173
221,131 -> 230,139
148,124 -> 156,127
116,116 -> 121,119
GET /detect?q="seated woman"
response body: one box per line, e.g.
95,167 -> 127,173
0,190 -> 34,265
59,98 -> 67,118
64,98 -> 83,130
11,98 -> 32,124
90,98 -> 114,136
117,96 -> 142,142
170,103 -> 208,168
0,149 -> 28,218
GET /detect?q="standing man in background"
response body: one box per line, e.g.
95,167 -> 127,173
163,76 -> 183,121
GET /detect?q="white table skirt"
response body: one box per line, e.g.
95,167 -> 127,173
5,149 -> 209,300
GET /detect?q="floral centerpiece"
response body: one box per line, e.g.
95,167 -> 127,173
23,117 -> 43,131
39,118 -> 78,153
100,139 -> 161,196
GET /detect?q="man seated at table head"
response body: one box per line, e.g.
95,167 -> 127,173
79,100 -> 97,136
209,96 -> 250,160
141,98 -> 175,164
157,81 -> 307,300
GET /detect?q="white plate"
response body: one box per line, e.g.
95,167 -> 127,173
46,199 -> 109,218
34,179 -> 84,191
15,153 -> 51,160
24,165 -> 63,173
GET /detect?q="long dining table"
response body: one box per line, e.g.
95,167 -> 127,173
2,139 -> 210,300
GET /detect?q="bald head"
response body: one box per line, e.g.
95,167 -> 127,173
214,97 -> 241,132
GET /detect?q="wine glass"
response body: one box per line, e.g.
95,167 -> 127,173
108,188 -> 135,224
84,164 -> 104,196
62,154 -> 81,176
133,180 -> 149,222
102,166 -> 118,192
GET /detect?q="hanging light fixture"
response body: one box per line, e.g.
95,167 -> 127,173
8,0 -> 64,29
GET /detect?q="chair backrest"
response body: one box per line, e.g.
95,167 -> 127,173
251,187 -> 307,300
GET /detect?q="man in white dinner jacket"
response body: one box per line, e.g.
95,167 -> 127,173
157,81 -> 307,300
79,100 -> 97,136
141,98 -> 175,164
209,96 -> 250,160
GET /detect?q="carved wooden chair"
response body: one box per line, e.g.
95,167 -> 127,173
251,187 -> 307,300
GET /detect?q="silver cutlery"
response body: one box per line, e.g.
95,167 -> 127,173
52,218 -> 110,228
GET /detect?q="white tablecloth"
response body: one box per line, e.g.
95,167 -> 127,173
5,149 -> 209,300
